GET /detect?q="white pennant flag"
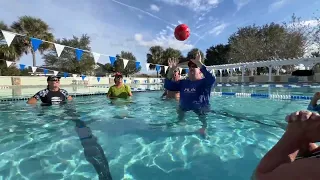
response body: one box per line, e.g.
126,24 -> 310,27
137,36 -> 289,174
54,43 -> 65,57
31,66 -> 37,73
1,30 -> 16,46
179,68 -> 182,74
72,74 -> 77,78
164,66 -> 168,72
92,52 -> 100,64
145,63 -> 150,71
211,69 -> 215,74
53,71 -> 59,76
6,61 -> 13,67
122,59 -> 129,68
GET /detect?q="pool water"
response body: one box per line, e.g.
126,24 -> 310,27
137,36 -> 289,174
0,91 -> 311,180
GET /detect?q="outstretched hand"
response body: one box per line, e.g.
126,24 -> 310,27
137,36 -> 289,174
190,51 -> 203,67
168,58 -> 179,69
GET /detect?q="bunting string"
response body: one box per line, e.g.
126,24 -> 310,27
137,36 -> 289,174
0,29 -> 211,75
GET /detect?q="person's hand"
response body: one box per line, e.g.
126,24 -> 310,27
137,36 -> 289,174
285,110 -> 320,143
168,58 -> 179,69
190,51 -> 203,67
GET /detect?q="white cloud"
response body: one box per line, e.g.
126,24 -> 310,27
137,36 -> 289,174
150,4 -> 160,12
268,0 -> 287,13
158,0 -> 221,12
134,31 -> 193,51
111,0 -> 175,26
209,23 -> 228,36
233,0 -> 251,11
0,0 -> 146,66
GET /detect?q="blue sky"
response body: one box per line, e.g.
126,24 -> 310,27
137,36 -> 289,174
0,0 -> 319,74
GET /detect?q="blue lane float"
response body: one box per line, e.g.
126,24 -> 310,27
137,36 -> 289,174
212,92 -> 312,100
216,83 -> 320,88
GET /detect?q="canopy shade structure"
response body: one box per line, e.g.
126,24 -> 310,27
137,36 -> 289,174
178,56 -> 320,70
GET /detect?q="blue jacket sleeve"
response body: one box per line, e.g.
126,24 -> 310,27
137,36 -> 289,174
307,104 -> 320,112
164,79 -> 181,91
200,65 -> 215,86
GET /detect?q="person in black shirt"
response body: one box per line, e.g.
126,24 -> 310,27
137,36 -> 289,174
27,75 -> 72,105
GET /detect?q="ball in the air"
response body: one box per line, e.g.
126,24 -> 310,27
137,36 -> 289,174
174,24 -> 190,41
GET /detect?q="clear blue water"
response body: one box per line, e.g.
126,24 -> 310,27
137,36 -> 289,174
0,89 -> 312,180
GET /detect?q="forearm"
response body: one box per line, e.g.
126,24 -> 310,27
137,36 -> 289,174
167,68 -> 174,79
200,65 -> 215,84
256,132 -> 302,175
310,97 -> 318,107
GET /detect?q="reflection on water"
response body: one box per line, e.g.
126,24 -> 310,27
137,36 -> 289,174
0,91 -> 309,179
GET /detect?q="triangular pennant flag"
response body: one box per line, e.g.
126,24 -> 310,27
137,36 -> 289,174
30,38 -> 43,52
109,56 -> 116,66
31,66 -> 37,73
43,69 -> 48,75
145,63 -> 150,71
211,69 -> 215,74
164,66 -> 168,72
54,43 -> 65,57
81,75 -> 86,81
97,77 -> 101,82
75,49 -> 83,61
179,68 -> 182,74
63,72 -> 68,78
185,68 -> 189,73
233,68 -> 235,71
6,61 -> 13,67
19,64 -> 25,70
72,74 -> 77,78
1,30 -> 16,46
53,71 -> 59,76
92,52 -> 100,64
122,59 -> 129,69
155,65 -> 160,72
135,62 -> 141,69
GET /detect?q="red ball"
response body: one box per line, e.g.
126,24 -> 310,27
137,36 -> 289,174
174,24 -> 190,41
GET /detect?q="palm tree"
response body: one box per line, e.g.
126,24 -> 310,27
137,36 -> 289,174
11,16 -> 54,66
0,21 -> 25,61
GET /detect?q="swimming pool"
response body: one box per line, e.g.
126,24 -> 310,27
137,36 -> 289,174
0,89 -> 312,180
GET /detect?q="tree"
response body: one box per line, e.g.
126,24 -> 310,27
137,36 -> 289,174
205,44 -> 230,66
146,46 -> 183,77
0,21 -> 26,76
146,46 -> 165,74
11,16 -> 54,66
186,48 -> 205,61
111,51 -> 141,76
228,22 -> 305,62
43,34 -> 95,75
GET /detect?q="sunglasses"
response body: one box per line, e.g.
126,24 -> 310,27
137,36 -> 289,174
50,79 -> 60,82
114,76 -> 122,79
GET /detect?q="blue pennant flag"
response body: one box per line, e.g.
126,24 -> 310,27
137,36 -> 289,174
145,80 -> 147,83
19,64 -> 25,70
63,72 -> 68,78
43,69 -> 48,75
155,65 -> 160,72
75,49 -> 83,61
30,38 -> 42,52
124,79 -> 127,83
97,77 -> 100,82
185,68 -> 189,74
81,75 -> 86,81
109,56 -> 116,66
135,62 -> 141,69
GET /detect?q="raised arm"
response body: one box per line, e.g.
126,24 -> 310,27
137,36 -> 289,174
191,51 -> 215,86
164,58 -> 181,91
308,92 -> 320,111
